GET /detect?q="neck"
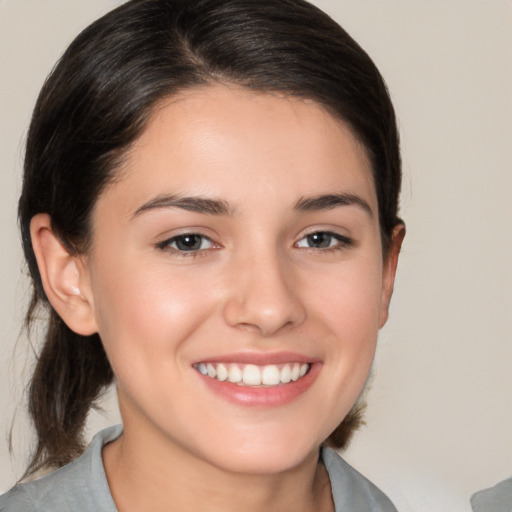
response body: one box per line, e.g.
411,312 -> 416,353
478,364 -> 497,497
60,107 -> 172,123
103,425 -> 333,512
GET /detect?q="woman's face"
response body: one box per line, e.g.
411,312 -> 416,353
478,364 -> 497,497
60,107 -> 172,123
82,84 -> 399,474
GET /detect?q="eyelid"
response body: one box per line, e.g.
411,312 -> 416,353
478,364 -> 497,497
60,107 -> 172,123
294,229 -> 354,250
155,230 -> 221,255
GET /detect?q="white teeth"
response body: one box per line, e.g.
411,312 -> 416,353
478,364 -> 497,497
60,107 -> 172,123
228,364 -> 242,383
261,365 -> 280,386
207,363 -> 216,378
196,361 -> 311,387
216,363 -> 228,381
243,364 -> 262,386
280,364 -> 292,383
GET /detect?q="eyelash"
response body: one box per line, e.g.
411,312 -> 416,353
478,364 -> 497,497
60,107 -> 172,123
294,231 -> 353,252
156,230 -> 353,257
156,233 -> 218,257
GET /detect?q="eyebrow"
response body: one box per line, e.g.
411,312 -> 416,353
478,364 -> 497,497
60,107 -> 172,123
132,194 -> 234,217
132,192 -> 373,218
294,193 -> 373,217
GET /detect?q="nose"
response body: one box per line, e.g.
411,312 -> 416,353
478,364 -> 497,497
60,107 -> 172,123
223,250 -> 306,337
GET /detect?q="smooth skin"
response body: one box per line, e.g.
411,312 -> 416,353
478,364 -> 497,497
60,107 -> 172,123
31,84 -> 404,512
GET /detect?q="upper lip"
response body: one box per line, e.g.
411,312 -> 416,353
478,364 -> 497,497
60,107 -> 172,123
192,351 -> 320,366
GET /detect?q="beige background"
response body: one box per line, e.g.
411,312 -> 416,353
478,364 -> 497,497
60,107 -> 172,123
1,1 -> 511,510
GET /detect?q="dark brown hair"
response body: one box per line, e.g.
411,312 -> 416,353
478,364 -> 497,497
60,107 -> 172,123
18,0 -> 402,477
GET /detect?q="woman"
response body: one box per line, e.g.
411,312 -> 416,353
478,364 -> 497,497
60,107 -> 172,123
0,0 -> 404,510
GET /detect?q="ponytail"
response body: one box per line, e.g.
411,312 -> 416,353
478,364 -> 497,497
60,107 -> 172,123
23,295 -> 113,478
327,400 -> 366,449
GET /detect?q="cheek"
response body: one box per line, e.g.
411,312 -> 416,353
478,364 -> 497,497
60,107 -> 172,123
312,257 -> 383,337
89,254 -> 218,373
307,256 -> 384,389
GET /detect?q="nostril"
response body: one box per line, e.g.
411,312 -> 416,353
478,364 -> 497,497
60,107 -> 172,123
223,296 -> 305,337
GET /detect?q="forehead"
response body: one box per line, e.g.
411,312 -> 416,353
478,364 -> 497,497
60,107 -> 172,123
101,84 -> 376,215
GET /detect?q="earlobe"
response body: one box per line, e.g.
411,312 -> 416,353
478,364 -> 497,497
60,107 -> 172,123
30,213 -> 98,336
379,223 -> 406,328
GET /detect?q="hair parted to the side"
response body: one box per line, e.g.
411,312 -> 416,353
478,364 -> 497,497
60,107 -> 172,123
18,0 -> 402,477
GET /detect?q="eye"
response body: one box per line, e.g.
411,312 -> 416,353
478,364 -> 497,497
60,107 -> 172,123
295,231 -> 352,250
158,233 -> 216,252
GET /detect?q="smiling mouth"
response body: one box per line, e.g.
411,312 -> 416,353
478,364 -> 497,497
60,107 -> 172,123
194,362 -> 311,387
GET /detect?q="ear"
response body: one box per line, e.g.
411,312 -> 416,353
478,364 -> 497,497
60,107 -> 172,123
30,213 -> 98,336
379,223 -> 406,328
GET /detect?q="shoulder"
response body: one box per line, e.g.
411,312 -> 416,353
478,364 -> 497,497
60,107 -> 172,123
0,425 -> 122,512
470,476 -> 512,512
322,446 -> 398,512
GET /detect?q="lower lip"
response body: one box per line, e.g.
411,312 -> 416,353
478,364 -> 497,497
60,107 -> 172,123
195,363 -> 321,407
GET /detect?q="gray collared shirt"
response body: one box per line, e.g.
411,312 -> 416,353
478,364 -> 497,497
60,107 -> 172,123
0,425 -> 397,511
471,477 -> 512,512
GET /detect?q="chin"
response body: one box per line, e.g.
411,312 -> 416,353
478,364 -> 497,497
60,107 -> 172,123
197,426 -> 326,476
212,448 -> 314,476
